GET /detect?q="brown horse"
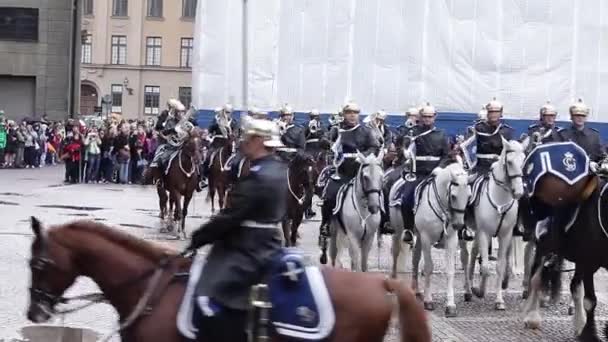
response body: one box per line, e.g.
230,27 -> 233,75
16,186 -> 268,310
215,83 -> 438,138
154,131 -> 203,239
206,135 -> 234,213
283,153 -> 317,246
26,218 -> 431,342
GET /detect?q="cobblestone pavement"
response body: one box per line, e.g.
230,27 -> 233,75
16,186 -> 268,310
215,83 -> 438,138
1,165 -> 607,341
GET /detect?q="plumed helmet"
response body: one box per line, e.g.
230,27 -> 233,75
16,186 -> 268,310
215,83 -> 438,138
540,101 -> 557,116
406,107 -> 420,116
309,109 -> 320,117
222,103 -> 234,113
478,105 -> 488,120
241,116 -> 284,147
167,98 -> 186,111
342,102 -> 361,113
376,110 -> 387,120
279,104 -> 294,116
485,97 -> 503,112
419,102 -> 437,116
569,98 -> 589,116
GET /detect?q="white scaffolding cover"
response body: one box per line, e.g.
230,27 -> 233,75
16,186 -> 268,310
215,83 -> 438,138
193,0 -> 608,121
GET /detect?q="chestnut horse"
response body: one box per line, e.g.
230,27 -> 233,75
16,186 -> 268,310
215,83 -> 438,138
282,153 -> 316,246
206,135 -> 234,212
26,218 -> 431,342
154,131 -> 203,239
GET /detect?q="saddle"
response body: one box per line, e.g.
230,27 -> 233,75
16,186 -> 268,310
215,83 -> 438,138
177,249 -> 335,341
468,174 -> 488,207
332,179 -> 355,216
388,176 -> 433,210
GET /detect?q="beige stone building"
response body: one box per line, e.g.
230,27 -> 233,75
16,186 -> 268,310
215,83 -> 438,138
80,0 -> 196,119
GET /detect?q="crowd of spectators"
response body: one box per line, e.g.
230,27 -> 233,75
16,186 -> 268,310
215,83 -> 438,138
0,112 -> 161,185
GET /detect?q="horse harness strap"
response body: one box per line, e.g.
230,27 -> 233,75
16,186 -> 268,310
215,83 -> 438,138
484,178 -> 516,238
287,168 -> 306,205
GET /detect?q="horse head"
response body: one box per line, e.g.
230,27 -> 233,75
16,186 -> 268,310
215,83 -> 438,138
356,151 -> 384,214
290,153 -> 316,186
445,162 -> 471,229
27,217 -> 78,323
183,130 -> 204,165
496,138 -> 525,199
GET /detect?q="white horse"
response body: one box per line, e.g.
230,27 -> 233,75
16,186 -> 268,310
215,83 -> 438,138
465,138 -> 525,310
330,151 -> 383,272
409,161 -> 471,317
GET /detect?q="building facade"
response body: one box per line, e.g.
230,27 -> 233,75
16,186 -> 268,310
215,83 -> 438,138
0,0 -> 80,122
80,0 -> 196,119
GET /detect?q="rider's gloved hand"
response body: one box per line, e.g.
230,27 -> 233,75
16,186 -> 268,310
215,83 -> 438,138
591,161 -> 599,173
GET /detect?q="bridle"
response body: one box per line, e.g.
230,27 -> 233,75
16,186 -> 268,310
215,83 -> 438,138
492,148 -> 523,196
29,237 -> 193,340
357,161 -> 383,198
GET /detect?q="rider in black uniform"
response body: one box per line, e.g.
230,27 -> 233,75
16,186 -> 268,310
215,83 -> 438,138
276,105 -> 306,161
397,103 -> 450,243
537,99 -> 605,269
318,102 -> 381,263
304,109 -> 327,155
201,104 -> 239,182
187,117 -> 287,342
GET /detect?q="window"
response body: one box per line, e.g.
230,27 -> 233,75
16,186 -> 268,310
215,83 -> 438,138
111,84 -> 123,113
147,0 -> 163,17
83,0 -> 94,15
0,7 -> 39,42
111,35 -> 127,65
81,34 -> 92,64
180,38 -> 193,68
112,0 -> 128,16
179,87 -> 192,109
146,37 -> 162,66
144,86 -> 160,115
182,0 -> 197,18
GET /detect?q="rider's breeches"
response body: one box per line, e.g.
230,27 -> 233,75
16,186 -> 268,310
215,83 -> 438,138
320,178 -> 344,225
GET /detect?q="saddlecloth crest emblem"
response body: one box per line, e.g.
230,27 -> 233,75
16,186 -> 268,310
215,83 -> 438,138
562,152 -> 576,172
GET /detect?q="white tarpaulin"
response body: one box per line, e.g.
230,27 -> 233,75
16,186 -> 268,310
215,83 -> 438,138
193,0 -> 608,121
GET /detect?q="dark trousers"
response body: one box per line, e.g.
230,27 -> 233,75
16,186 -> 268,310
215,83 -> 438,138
24,146 -> 36,166
195,305 -> 247,342
100,157 -> 114,181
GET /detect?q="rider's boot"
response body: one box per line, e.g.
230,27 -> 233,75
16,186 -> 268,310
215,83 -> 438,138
318,202 -> 332,264
196,168 -> 207,192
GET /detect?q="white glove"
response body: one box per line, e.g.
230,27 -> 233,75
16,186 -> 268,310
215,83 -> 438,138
590,161 -> 599,173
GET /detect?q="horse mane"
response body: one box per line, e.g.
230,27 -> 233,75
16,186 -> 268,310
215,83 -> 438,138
54,220 -> 177,261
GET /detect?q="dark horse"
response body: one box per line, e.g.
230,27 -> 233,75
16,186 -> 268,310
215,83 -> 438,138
283,153 -> 316,246
207,135 -> 235,213
26,218 -> 431,342
522,168 -> 608,341
153,130 -> 203,239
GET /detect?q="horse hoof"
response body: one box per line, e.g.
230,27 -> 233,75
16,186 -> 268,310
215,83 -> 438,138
540,298 -> 549,308
524,319 -> 541,330
495,302 -> 506,311
502,277 -> 510,290
472,287 -> 484,298
424,302 -> 435,311
522,290 -> 529,300
445,306 -> 457,318
568,306 -> 574,316
415,293 -> 424,301
464,293 -> 473,302
319,254 -> 327,265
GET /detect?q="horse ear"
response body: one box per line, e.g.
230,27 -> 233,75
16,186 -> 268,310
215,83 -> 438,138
31,216 -> 44,237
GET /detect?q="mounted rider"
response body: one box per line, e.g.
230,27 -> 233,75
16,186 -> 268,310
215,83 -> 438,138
395,107 -> 420,143
201,104 -> 240,182
186,116 -> 287,342
276,104 -> 306,162
228,107 -> 270,183
536,98 -> 606,270
395,103 -> 451,243
147,99 -> 201,189
365,110 -> 392,148
523,101 -> 561,150
318,102 -> 381,258
461,98 -> 514,240
304,109 -> 327,155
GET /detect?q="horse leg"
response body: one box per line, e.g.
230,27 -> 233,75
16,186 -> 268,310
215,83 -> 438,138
181,194 -> 192,240
329,221 -> 340,268
172,192 -> 182,237
218,184 -> 225,210
570,267 -> 586,337
157,185 -> 167,220
461,240 -> 473,302
360,227 -> 375,273
524,252 -> 544,329
472,232 -> 489,298
522,240 -> 535,299
445,230 -> 459,317
291,214 -> 303,247
281,220 -> 290,247
494,234 -> 511,310
580,268 -> 600,342
421,234 -> 435,310
459,239 -> 469,270
412,236 -> 423,300
346,229 -> 362,272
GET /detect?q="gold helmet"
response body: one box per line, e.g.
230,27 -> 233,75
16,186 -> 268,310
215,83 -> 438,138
540,101 -> 557,116
241,116 -> 284,147
376,110 -> 387,120
342,102 -> 361,114
419,102 -> 437,116
485,97 -> 503,112
279,104 -> 294,116
222,103 -> 233,113
569,98 -> 589,116
167,98 -> 186,111
406,107 -> 419,116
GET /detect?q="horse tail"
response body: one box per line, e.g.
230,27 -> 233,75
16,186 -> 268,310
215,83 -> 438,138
383,278 -> 431,342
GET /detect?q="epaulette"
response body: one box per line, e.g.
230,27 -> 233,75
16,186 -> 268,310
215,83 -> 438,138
589,127 -> 600,133
502,123 -> 513,129
528,123 -> 539,129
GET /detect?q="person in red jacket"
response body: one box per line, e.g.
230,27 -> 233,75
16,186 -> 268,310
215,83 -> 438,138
63,133 -> 83,183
